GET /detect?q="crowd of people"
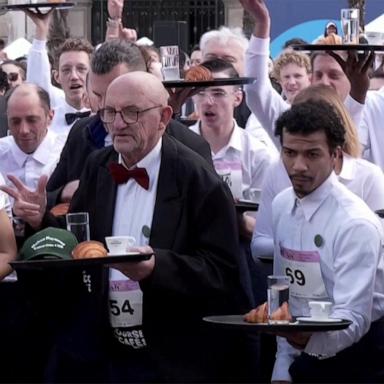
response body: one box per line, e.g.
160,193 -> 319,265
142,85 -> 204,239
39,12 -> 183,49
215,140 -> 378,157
0,0 -> 383,382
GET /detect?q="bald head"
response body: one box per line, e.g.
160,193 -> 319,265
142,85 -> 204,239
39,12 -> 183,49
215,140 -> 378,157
108,71 -> 169,106
7,83 -> 51,113
6,82 -> 53,154
103,71 -> 173,167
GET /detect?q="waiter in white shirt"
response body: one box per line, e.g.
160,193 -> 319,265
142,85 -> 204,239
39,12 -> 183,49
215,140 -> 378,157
25,10 -> 93,138
0,83 -> 63,207
270,100 -> 384,383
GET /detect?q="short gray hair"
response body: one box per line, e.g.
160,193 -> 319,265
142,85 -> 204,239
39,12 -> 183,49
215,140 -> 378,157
199,26 -> 249,54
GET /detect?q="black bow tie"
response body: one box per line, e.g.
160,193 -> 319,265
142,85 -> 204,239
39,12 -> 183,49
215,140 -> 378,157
108,163 -> 150,190
65,111 -> 91,125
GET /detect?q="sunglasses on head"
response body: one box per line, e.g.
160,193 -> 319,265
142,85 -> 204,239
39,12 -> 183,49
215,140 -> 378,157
7,72 -> 19,82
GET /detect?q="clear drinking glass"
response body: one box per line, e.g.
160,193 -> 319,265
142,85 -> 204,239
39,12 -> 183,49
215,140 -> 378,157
341,8 -> 360,44
267,275 -> 290,324
66,212 -> 90,242
160,45 -> 180,80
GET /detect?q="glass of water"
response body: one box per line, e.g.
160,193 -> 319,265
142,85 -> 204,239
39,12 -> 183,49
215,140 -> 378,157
160,45 -> 180,80
267,275 -> 290,324
341,8 -> 360,44
66,212 -> 90,242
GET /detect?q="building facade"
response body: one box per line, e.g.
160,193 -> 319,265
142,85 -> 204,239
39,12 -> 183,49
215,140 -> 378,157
0,0 -> 245,52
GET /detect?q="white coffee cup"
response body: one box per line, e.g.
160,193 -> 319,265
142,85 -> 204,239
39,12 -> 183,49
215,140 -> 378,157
105,236 -> 136,255
308,301 -> 333,319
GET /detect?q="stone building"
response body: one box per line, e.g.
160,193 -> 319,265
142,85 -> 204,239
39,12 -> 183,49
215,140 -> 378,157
0,0 -> 246,53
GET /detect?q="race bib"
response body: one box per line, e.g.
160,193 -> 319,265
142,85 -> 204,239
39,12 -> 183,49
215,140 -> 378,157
109,279 -> 143,328
214,160 -> 242,199
279,246 -> 328,299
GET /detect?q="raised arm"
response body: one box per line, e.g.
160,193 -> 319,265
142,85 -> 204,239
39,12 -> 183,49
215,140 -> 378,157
106,0 -> 137,42
25,9 -> 64,108
240,0 -> 290,148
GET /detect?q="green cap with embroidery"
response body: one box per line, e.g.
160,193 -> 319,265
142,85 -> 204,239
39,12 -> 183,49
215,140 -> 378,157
19,227 -> 78,260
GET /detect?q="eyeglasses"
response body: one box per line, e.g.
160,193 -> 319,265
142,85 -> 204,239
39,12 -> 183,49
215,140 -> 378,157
99,105 -> 163,125
195,89 -> 239,102
7,72 -> 19,82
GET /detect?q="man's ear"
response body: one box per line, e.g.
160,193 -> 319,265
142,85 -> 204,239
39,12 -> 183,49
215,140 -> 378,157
233,88 -> 243,108
159,105 -> 173,132
47,109 -> 55,126
52,69 -> 61,85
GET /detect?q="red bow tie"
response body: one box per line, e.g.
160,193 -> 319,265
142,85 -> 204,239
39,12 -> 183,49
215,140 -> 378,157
108,163 -> 150,190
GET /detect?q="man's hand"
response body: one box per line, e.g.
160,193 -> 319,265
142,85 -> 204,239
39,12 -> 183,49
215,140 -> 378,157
110,245 -> 155,281
108,0 -> 124,20
238,0 -> 270,38
277,331 -> 312,350
24,8 -> 54,40
167,87 -> 199,116
328,50 -> 374,104
60,179 -> 79,203
0,174 -> 48,229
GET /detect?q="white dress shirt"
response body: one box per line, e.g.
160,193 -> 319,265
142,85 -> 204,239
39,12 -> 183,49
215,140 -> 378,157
271,172 -> 384,381
27,38 -> 91,139
244,36 -> 365,149
252,154 -> 384,258
245,113 -> 279,157
109,138 -> 162,347
0,130 -> 63,193
0,172 -> 12,219
359,87 -> 384,169
189,119 -> 273,198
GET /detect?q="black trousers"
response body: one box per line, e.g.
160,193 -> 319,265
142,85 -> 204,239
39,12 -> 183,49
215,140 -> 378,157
289,318 -> 384,383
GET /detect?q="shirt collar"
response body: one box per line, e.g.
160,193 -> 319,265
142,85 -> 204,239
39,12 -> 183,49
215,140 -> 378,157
10,130 -> 57,167
193,119 -> 242,154
337,152 -> 354,182
291,172 -> 336,221
119,138 -> 163,175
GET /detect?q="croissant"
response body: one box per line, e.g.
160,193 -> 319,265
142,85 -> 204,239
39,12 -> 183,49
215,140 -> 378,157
244,302 -> 268,323
72,240 -> 108,259
184,65 -> 213,82
244,302 -> 292,323
270,302 -> 292,322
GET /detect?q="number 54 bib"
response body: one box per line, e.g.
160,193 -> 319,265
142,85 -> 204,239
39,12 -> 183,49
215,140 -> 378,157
279,245 -> 328,299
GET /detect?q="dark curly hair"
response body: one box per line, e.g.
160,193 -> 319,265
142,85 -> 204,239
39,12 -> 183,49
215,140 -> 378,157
275,100 -> 345,153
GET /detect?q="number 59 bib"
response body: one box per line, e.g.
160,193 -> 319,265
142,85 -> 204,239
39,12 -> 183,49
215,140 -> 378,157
279,245 -> 328,299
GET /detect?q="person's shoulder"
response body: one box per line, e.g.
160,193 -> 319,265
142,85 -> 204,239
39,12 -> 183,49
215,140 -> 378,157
67,115 -> 95,139
0,135 -> 14,151
163,134 -> 216,179
330,180 -> 379,223
272,186 -> 293,207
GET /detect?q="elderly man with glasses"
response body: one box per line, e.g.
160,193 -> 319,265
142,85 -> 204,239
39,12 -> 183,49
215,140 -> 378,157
2,71 -> 254,383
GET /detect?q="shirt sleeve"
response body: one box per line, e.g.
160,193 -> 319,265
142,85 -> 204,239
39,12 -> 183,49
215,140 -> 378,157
271,336 -> 301,382
244,36 -> 289,148
27,38 -> 65,109
251,166 -> 275,259
305,219 -> 382,357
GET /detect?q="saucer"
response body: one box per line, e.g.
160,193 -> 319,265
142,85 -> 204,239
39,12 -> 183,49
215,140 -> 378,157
107,251 -> 138,256
296,316 -> 342,323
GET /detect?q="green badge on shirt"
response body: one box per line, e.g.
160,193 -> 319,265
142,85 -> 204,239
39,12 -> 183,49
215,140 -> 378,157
314,234 -> 324,247
142,225 -> 151,238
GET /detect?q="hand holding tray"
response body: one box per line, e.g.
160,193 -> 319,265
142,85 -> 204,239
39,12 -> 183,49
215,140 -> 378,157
203,315 -> 352,332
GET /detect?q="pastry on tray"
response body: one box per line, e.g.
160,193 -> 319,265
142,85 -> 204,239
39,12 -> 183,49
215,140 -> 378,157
72,240 -> 108,259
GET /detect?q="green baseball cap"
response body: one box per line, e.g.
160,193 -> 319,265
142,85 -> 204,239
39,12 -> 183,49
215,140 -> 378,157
19,227 -> 78,261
